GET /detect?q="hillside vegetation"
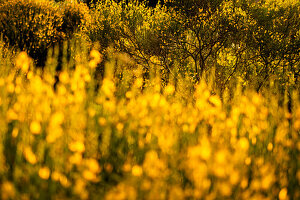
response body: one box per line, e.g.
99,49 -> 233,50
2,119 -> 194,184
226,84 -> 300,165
0,0 -> 299,199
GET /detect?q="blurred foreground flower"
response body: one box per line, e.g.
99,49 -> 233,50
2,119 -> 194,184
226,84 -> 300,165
16,51 -> 31,73
39,167 -> 50,180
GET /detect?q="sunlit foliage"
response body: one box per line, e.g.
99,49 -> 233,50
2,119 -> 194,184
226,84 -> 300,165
0,40 -> 298,199
0,0 -> 299,199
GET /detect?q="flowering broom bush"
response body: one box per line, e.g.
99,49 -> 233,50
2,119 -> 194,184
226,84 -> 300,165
0,0 -> 91,66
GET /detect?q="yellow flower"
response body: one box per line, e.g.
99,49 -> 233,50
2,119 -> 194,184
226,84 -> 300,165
215,150 -> 227,164
39,167 -> 50,180
50,112 -> 64,126
69,141 -> 85,153
46,126 -> 63,143
1,181 -> 15,200
16,51 -> 30,72
6,83 -> 15,93
238,137 -> 249,151
101,78 -> 115,97
267,143 -> 273,151
30,121 -> 41,134
90,49 -> 102,63
279,188 -> 288,200
132,165 -> 143,177
59,71 -> 69,84
164,84 -> 175,95
23,147 -> 37,165
89,49 -> 102,68
59,175 -> 70,188
134,78 -> 143,88
51,171 -> 61,181
98,117 -> 107,126
188,138 -> 211,161
85,159 -> 101,173
89,60 -> 98,68
245,157 -> 251,165
12,128 -> 19,138
88,107 -> 96,117
69,153 -> 82,165
7,109 -> 18,121
83,170 -> 98,182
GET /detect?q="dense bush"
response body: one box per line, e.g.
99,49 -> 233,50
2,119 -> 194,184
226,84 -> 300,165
0,0 -> 63,65
0,0 -> 91,66
59,1 -> 91,39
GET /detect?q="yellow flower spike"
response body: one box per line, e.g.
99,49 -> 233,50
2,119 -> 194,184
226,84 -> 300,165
16,51 -> 30,73
245,157 -> 251,165
240,178 -> 248,189
279,188 -> 288,200
89,60 -> 98,69
85,159 -> 101,173
208,95 -> 222,107
30,121 -> 41,134
90,49 -> 102,63
7,109 -> 18,121
0,78 -> 4,86
164,84 -> 175,95
116,123 -> 124,131
69,141 -> 85,153
134,78 -> 143,88
122,163 -> 131,172
84,74 -> 91,82
89,49 -> 102,68
188,144 -> 211,161
50,112 -> 64,126
74,179 -> 88,199
51,171 -> 61,182
1,181 -> 15,200
46,126 -> 63,143
125,91 -> 133,99
219,182 -> 232,196
59,175 -> 70,188
59,71 -> 69,84
6,83 -> 14,93
12,128 -> 19,138
39,167 -> 50,180
23,146 -> 37,165
69,153 -> 82,165
27,71 -> 34,80
229,171 -> 240,185
267,143 -> 273,151
98,117 -> 106,126
132,165 -> 143,177
101,78 -> 115,97
238,137 -> 249,151
14,85 -> 21,94
88,107 -> 96,117
83,170 -> 97,182
57,85 -> 67,95
215,150 -> 227,164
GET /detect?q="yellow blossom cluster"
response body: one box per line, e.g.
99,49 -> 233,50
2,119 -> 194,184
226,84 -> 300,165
0,48 -> 299,200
